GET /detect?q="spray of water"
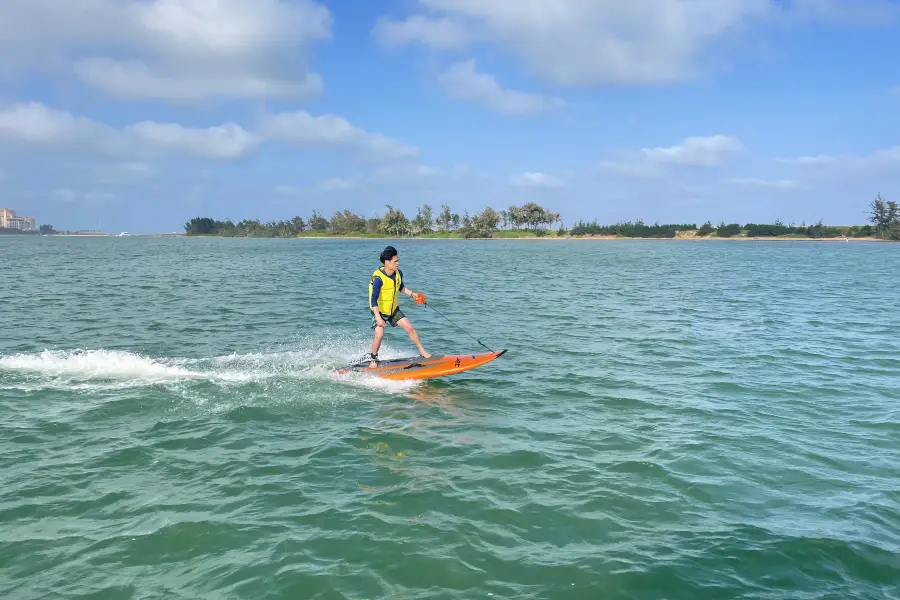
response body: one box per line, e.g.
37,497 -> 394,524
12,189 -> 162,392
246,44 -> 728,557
0,333 -> 421,396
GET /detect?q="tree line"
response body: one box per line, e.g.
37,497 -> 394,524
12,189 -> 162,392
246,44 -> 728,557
183,195 -> 899,240
184,202 -> 562,238
568,219 -> 866,239
868,194 -> 900,240
0,224 -> 56,235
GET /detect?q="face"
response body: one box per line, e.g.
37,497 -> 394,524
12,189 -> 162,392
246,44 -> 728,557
386,255 -> 399,269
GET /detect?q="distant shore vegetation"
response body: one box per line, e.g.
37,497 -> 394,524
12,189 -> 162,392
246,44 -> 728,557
183,195 -> 900,241
0,224 -> 56,235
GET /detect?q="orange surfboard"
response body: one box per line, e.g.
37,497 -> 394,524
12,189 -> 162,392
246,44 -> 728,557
336,349 -> 506,380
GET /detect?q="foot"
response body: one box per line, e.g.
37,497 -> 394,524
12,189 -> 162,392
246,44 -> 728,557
362,353 -> 378,368
420,351 -> 432,358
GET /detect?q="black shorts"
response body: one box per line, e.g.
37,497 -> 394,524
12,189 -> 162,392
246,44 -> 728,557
372,307 -> 405,328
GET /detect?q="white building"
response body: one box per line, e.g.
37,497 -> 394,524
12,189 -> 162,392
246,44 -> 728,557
0,208 -> 37,231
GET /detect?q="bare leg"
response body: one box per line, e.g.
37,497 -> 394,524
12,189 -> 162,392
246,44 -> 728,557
370,325 -> 384,367
398,318 -> 430,358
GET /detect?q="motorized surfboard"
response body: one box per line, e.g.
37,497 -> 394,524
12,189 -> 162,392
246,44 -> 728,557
336,349 -> 506,380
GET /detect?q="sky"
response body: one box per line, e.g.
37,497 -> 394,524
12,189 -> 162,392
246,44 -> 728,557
0,0 -> 898,234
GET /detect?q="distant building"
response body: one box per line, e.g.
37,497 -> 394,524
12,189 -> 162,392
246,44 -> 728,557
0,208 -> 37,231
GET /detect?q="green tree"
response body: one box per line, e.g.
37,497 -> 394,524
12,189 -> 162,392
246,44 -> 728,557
436,204 -> 453,231
308,210 -> 328,231
184,217 -> 218,235
546,210 -> 561,230
410,204 -> 433,235
329,210 -> 366,235
237,218 -> 265,236
716,222 -> 741,237
380,205 -> 410,237
868,194 -> 888,230
469,206 -> 500,237
867,193 -> 899,239
506,204 -> 524,229
365,217 -> 381,234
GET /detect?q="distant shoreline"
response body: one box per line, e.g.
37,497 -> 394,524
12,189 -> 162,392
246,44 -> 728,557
38,233 -> 184,237
32,233 -> 890,242
183,233 -> 888,242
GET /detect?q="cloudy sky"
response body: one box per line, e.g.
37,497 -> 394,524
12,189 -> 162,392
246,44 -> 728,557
1,0 -> 898,233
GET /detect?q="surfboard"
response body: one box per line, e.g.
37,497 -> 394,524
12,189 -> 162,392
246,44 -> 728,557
336,349 -> 506,380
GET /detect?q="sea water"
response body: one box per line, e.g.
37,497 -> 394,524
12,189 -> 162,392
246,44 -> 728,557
1,235 -> 898,599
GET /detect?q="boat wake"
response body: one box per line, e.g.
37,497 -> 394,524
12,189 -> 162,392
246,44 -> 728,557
0,339 -> 420,396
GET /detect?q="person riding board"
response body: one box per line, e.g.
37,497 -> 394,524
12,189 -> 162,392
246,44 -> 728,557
363,246 -> 431,368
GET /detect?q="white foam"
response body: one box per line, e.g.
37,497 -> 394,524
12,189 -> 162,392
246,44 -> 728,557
0,343 -> 420,396
0,349 -> 200,383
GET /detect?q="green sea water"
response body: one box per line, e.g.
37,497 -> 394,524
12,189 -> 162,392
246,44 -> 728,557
1,236 -> 898,600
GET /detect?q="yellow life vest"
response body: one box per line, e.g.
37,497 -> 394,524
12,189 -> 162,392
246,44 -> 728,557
368,267 -> 402,315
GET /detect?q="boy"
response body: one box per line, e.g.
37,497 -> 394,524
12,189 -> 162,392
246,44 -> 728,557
363,246 -> 430,367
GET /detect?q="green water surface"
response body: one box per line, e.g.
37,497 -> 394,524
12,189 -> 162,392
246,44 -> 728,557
1,236 -> 898,599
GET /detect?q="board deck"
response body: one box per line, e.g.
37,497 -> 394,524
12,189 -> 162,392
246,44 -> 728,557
336,349 -> 506,380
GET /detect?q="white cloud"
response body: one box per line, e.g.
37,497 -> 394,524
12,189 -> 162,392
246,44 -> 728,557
54,189 -> 77,202
276,177 -> 360,197
0,102 -> 417,164
0,102 -> 104,143
373,14 -> 473,51
260,111 -> 419,161
0,0 -> 332,101
315,177 -> 357,192
437,60 -> 565,115
372,164 -> 439,183
642,135 -> 743,166
54,189 -> 115,203
124,121 -> 258,159
0,102 -> 256,159
72,58 -> 323,102
778,154 -> 835,165
597,160 -> 665,179
778,147 -> 900,174
372,0 -> 767,86
510,172 -> 565,188
445,164 -> 488,181
274,162 -> 485,198
595,134 -> 743,180
0,102 -> 124,156
372,0 -> 898,87
727,177 -> 800,189
369,163 -> 489,186
97,161 -> 155,184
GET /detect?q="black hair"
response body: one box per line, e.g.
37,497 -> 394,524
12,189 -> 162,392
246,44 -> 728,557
380,246 -> 398,264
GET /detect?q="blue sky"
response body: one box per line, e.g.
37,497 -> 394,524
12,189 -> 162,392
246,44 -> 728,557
0,0 -> 898,233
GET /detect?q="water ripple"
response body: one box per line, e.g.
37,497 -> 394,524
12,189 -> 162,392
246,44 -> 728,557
1,237 -> 898,599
